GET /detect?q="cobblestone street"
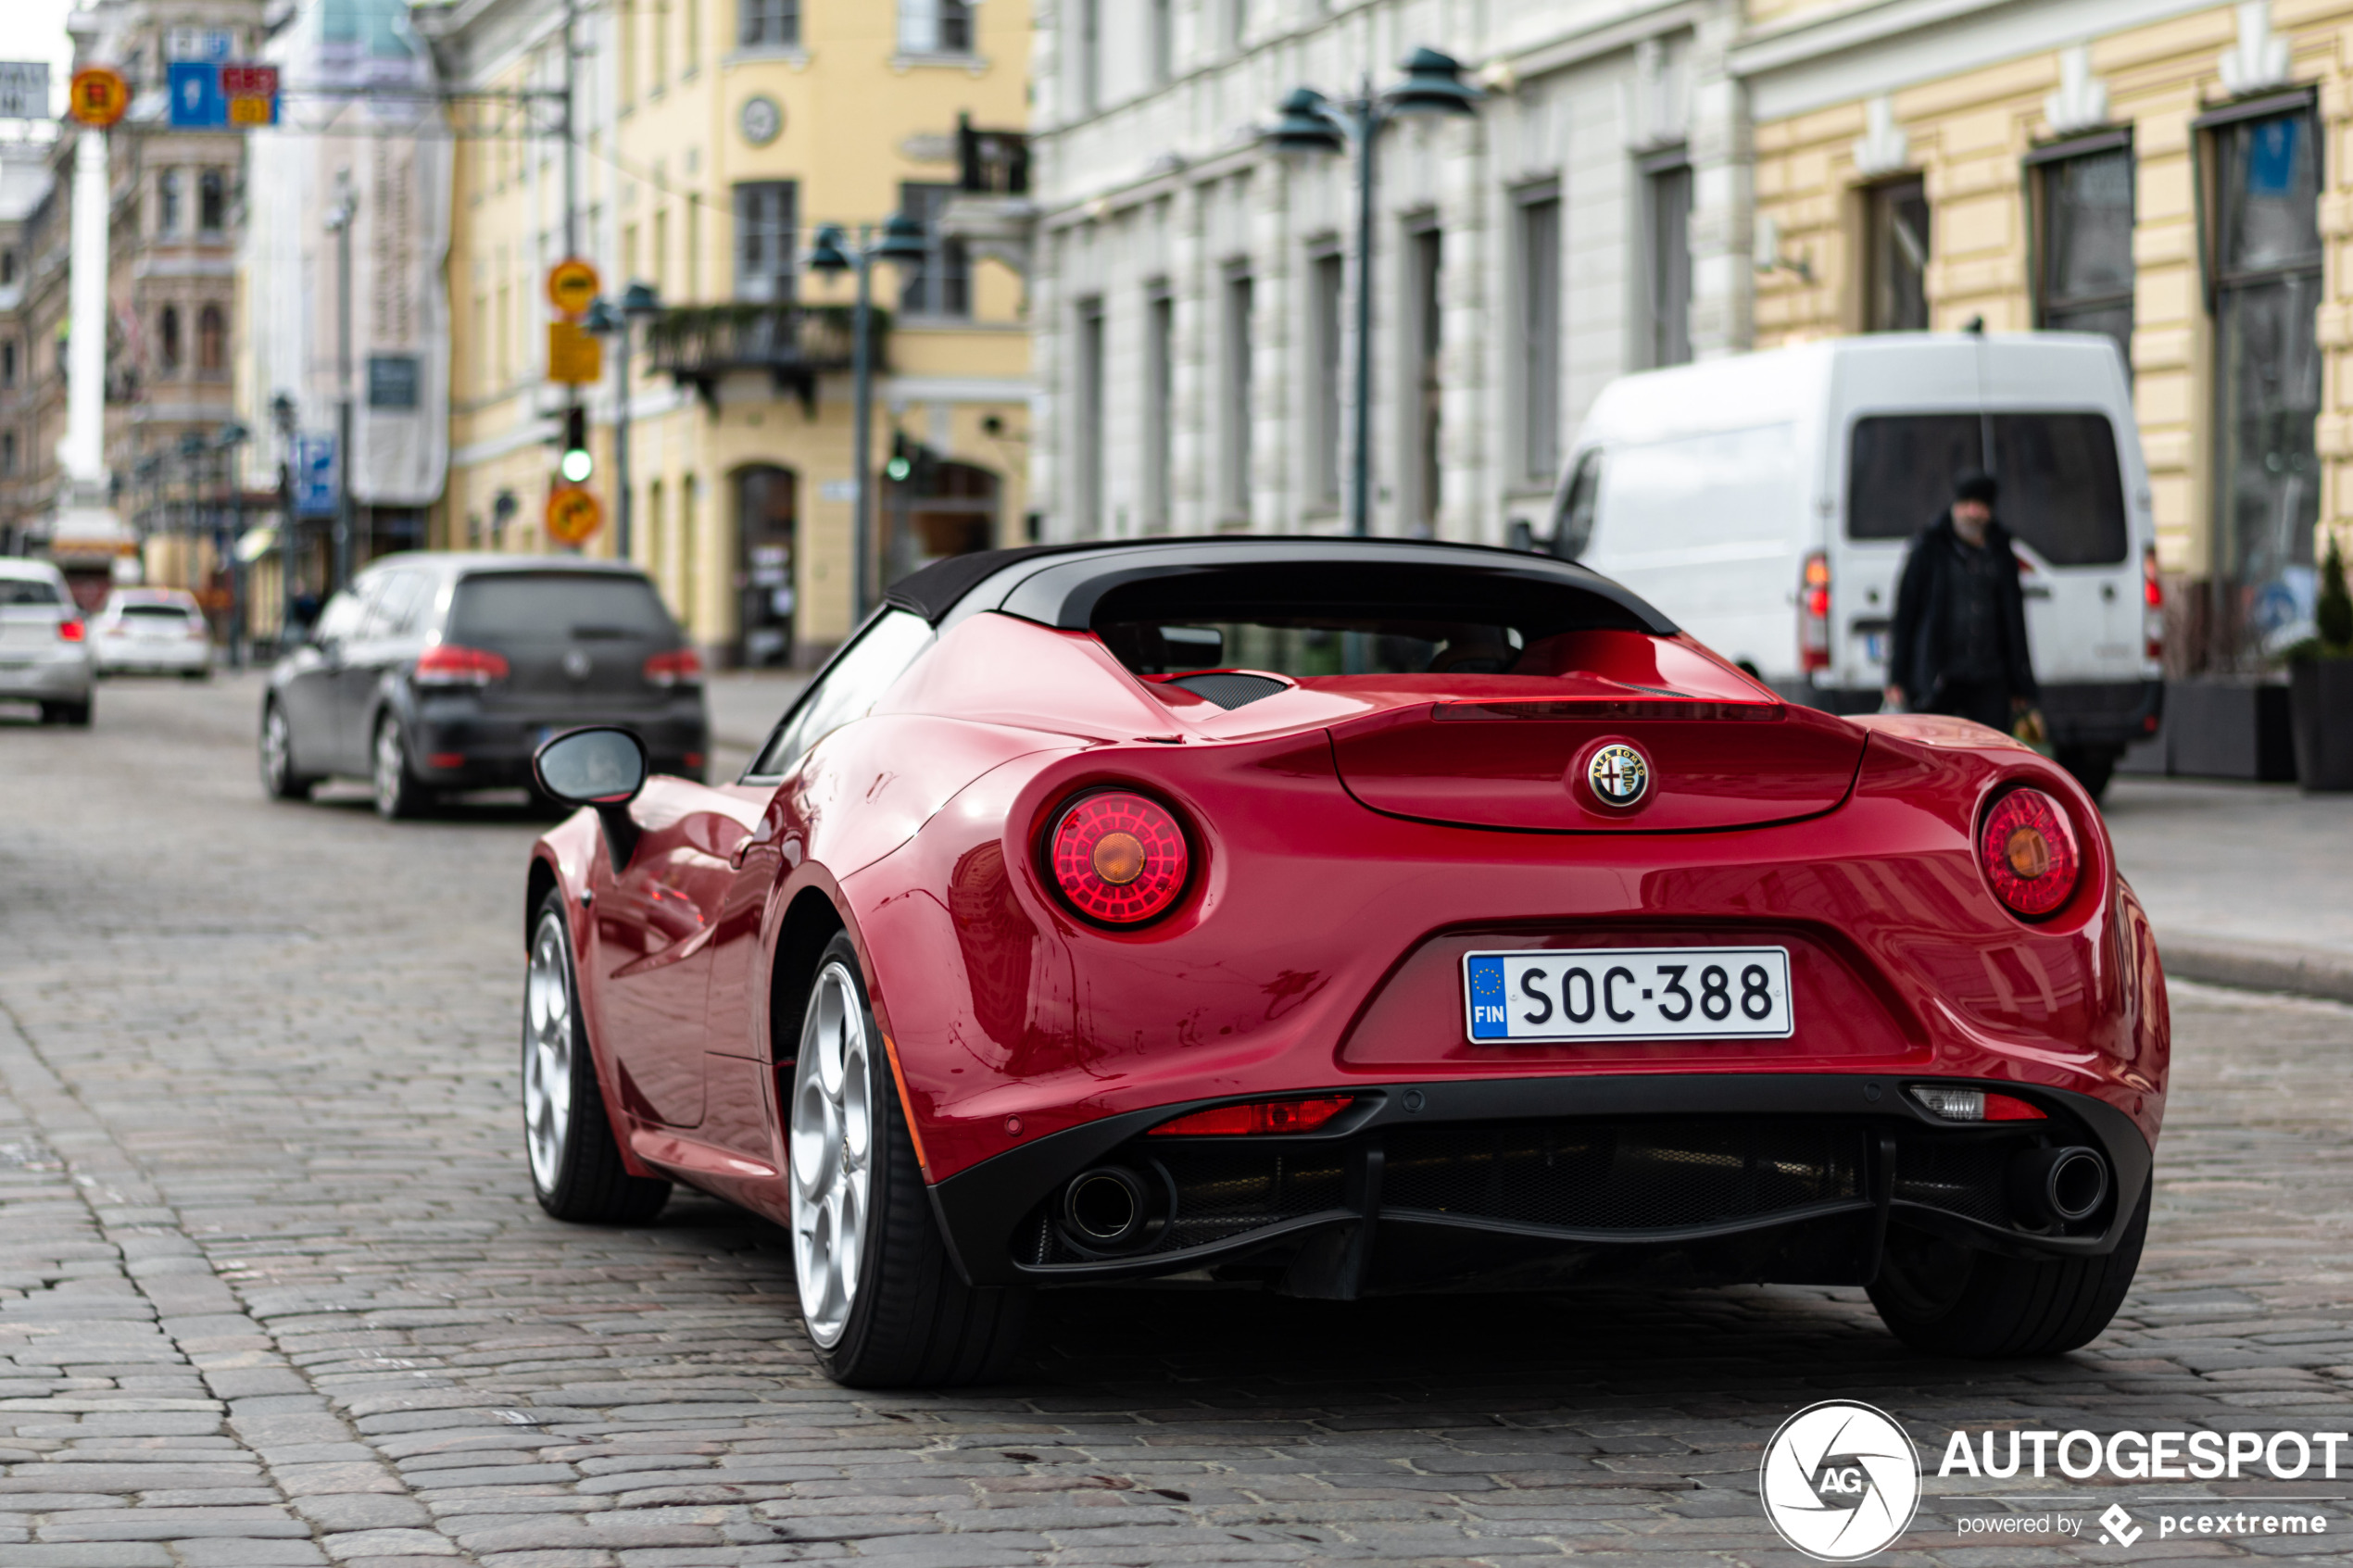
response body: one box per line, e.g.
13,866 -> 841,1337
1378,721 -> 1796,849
4,678 -> 2352,1566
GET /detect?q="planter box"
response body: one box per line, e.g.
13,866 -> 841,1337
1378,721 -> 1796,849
2164,679 -> 2297,782
2289,659 -> 2353,792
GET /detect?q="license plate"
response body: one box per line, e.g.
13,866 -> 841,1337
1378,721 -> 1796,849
1464,947 -> 1794,1043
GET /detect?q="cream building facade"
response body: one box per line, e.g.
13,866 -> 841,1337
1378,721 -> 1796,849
1739,0 -> 2347,671
424,0 -> 1033,665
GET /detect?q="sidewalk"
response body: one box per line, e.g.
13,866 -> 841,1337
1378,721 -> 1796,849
2102,778 -> 2353,1004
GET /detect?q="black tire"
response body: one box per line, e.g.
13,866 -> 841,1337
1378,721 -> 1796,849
522,892 -> 671,1224
260,701 -> 316,801
2055,745 -> 2118,803
791,933 -> 1028,1387
371,711 -> 431,821
1869,1181 -> 2149,1358
56,698 -> 92,727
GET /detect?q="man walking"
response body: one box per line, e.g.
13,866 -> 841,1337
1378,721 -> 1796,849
1884,471 -> 2037,732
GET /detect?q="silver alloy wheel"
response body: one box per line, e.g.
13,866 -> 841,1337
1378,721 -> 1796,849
373,717 -> 405,815
522,910 -> 573,1195
788,960 -> 875,1348
263,706 -> 291,793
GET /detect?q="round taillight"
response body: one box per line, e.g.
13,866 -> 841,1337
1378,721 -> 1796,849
1048,791 -> 1190,925
1980,787 -> 2080,918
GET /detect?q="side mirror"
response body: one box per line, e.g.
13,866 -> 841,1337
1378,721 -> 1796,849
534,726 -> 649,869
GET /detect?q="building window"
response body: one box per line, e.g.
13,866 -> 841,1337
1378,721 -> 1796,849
1641,148 -> 1691,367
1309,246 -> 1344,506
899,0 -> 972,55
684,0 -> 699,69
653,0 -> 669,86
2,340 -> 14,387
2208,101 -> 2323,661
1225,0 -> 1246,50
685,203 -> 701,301
648,478 -> 666,585
1864,177 -> 1930,332
620,0 -> 635,104
1144,283 -> 1173,528
158,306 -> 182,372
1075,0 -> 1100,112
897,183 -> 969,317
1223,264 -> 1253,521
1149,0 -> 1172,84
732,182 -> 796,303
681,473 -> 700,628
653,206 -> 670,294
197,305 -> 225,373
5,431 -> 17,475
2034,138 -> 2134,373
199,169 -> 226,232
1408,223 -> 1441,534
158,169 -> 182,234
738,0 -> 797,47
1516,188 -> 1562,481
1075,296 -> 1105,536
1,248 -> 15,285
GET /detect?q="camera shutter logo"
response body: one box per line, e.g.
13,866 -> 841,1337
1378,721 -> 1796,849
1759,1401 -> 1920,1562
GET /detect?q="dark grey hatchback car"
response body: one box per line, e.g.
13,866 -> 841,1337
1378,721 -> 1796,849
260,555 -> 709,818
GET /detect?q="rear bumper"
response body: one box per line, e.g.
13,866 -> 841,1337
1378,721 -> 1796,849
409,700 -> 710,785
0,655 -> 95,700
94,640 -> 210,672
929,1073 -> 2154,1295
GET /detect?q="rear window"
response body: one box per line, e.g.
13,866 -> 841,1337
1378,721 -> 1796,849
1090,561 -> 1647,679
447,573 -> 673,643
0,577 -> 64,608
1846,412 -> 2128,565
122,603 -> 195,620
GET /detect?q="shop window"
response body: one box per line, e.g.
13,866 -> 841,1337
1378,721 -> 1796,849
1309,247 -> 1344,505
2033,139 -> 2134,372
1144,282 -> 1175,526
1516,188 -> 1562,479
1223,264 -> 1254,521
1641,150 -> 1691,366
1074,296 -> 1104,536
1408,224 -> 1441,533
1864,178 -> 1930,332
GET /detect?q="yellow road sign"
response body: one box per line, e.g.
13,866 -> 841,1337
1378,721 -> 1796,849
545,484 -> 603,546
547,320 -> 602,384
547,257 -> 601,319
69,67 -> 130,128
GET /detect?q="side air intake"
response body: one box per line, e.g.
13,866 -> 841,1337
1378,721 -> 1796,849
1169,672 -> 1290,710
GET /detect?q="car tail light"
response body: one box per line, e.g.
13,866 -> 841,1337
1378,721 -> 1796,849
1979,787 -> 2080,918
413,642 -> 510,686
643,646 -> 703,687
1150,1096 -> 1354,1136
1047,789 -> 1190,925
2142,543 -> 2164,663
57,618 -> 85,643
186,620 -> 208,640
1799,552 -> 1831,673
1909,1085 -> 2047,1123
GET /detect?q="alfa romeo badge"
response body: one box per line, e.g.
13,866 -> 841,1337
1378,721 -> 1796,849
1586,743 -> 1650,807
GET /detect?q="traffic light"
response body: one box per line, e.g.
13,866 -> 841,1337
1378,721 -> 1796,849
557,406 -> 593,484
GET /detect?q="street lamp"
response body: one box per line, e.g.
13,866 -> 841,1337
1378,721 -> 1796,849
1264,48 -> 1478,538
807,211 -> 928,621
582,280 -> 663,562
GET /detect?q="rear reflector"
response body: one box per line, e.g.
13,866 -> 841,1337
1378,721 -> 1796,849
1910,1085 -> 2047,1123
414,643 -> 510,686
426,752 -> 466,769
1150,1096 -> 1354,1136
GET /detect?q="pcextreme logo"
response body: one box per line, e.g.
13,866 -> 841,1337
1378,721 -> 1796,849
1759,1400 -> 1922,1562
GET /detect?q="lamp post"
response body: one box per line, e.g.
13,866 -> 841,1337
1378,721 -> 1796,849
807,213 -> 928,621
271,392 -> 298,653
583,280 -> 662,563
1263,48 -> 1478,538
216,420 -> 250,670
322,169 -> 358,593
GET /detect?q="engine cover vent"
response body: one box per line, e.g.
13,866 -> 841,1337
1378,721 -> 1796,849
1169,671 -> 1290,710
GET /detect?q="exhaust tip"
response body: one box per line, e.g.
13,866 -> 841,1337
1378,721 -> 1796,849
2007,1145 -> 2109,1227
1062,1166 -> 1149,1247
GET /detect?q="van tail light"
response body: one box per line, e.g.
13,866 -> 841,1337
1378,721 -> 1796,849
1151,1096 -> 1354,1136
1980,787 -> 2081,918
57,618 -> 85,643
1799,552 -> 1831,673
2142,544 -> 2164,663
1046,789 -> 1191,925
413,643 -> 510,686
643,646 -> 703,687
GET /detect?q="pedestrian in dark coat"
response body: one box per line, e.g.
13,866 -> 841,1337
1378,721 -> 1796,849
1883,470 -> 2038,733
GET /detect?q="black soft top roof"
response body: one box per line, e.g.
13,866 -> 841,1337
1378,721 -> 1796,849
882,537 -> 1677,635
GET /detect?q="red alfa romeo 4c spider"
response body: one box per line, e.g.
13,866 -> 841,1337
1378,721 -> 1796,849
518,538 -> 2167,1386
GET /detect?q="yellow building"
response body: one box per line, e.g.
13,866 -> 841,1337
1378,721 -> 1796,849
421,0 -> 1032,664
1737,0 -> 2347,672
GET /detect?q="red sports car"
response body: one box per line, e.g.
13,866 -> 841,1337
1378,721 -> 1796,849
519,538 -> 2167,1387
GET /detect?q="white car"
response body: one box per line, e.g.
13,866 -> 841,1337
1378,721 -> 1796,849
0,558 -> 96,725
92,587 -> 214,679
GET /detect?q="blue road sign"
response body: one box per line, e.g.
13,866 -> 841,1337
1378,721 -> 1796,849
295,434 -> 338,518
168,61 -> 225,127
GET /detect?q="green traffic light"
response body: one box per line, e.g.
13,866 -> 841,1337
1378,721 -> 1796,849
560,448 -> 594,484
885,457 -> 912,482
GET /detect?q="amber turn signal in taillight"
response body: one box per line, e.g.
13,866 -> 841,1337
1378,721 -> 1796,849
1150,1096 -> 1354,1136
1047,790 -> 1190,925
1979,787 -> 2080,918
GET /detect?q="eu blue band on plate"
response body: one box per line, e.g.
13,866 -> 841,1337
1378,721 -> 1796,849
1466,955 -> 1509,1039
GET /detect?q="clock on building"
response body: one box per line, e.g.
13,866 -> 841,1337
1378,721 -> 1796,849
738,94 -> 783,147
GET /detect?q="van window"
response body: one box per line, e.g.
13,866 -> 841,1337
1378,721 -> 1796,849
1590,424 -> 1796,562
1992,414 -> 2128,565
1845,412 -> 2127,565
1550,450 -> 1602,561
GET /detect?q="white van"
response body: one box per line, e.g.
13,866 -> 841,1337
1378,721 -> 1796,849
1546,331 -> 2162,797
